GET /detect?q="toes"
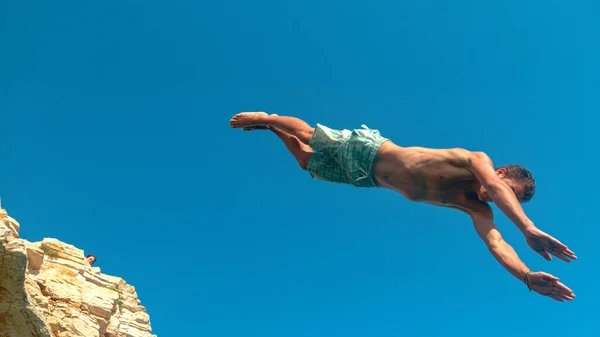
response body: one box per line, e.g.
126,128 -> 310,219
230,117 -> 243,128
230,112 -> 269,129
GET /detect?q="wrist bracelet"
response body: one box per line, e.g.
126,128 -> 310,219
524,271 -> 532,292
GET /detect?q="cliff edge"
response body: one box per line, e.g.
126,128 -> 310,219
0,208 -> 156,337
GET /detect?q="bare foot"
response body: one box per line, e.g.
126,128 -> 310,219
241,114 -> 279,131
230,112 -> 269,129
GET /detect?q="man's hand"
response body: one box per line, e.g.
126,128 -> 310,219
525,228 -> 577,262
526,271 -> 575,302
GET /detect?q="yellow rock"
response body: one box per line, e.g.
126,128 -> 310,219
0,208 -> 156,337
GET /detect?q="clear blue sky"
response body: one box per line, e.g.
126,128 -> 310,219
1,1 -> 598,336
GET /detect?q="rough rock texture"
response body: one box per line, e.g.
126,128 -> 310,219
0,208 -> 156,337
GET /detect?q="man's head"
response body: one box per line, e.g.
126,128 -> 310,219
86,254 -> 96,265
477,164 -> 536,203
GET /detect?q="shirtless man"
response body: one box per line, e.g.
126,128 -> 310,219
230,112 -> 577,302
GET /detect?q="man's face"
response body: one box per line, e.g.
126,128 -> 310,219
86,256 -> 96,265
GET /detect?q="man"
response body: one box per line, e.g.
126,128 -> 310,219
230,112 -> 577,302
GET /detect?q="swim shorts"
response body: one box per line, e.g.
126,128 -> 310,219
306,123 -> 388,188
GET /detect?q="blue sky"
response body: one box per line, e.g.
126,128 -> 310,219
1,1 -> 598,336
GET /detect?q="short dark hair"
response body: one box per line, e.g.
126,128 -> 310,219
86,254 -> 96,263
497,164 -> 536,203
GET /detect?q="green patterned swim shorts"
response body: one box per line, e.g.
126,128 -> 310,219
306,123 -> 388,188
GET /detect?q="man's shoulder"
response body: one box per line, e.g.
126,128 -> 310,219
441,147 -> 487,168
450,148 -> 493,170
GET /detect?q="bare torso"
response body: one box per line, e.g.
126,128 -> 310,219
373,140 -> 489,213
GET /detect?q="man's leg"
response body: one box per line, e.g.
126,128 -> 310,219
239,123 -> 351,185
265,126 -> 313,170
230,112 -> 315,144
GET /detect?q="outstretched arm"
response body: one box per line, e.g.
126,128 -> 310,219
472,212 -> 575,301
468,152 -> 576,262
471,212 -> 529,281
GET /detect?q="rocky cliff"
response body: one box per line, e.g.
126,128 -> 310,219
0,208 -> 156,337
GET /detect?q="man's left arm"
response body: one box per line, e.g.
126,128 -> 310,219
468,152 -> 576,262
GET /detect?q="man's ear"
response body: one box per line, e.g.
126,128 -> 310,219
496,167 -> 507,177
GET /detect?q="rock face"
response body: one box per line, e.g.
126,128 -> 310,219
0,208 -> 156,337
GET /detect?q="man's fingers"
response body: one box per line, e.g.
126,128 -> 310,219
552,252 -> 572,262
555,288 -> 575,301
562,248 -> 577,259
548,245 -> 577,260
549,294 -> 564,302
547,238 -> 577,259
543,243 -> 575,262
561,293 -> 575,301
552,239 -> 567,249
555,282 -> 574,295
556,252 -> 577,261
538,250 -> 552,261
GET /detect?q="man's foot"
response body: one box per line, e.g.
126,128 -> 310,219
230,112 -> 269,129
241,114 -> 278,131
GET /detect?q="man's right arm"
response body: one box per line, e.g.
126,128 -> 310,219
471,211 -> 576,301
471,211 -> 530,282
